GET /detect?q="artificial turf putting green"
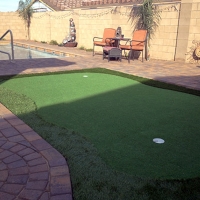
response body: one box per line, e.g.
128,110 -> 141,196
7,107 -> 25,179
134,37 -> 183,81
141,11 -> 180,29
1,72 -> 200,179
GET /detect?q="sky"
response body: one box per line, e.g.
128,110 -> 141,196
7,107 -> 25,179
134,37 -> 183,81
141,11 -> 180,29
0,0 -> 49,12
0,0 -> 19,12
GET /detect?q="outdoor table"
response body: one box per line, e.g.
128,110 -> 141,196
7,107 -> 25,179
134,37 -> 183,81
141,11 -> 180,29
107,37 -> 131,47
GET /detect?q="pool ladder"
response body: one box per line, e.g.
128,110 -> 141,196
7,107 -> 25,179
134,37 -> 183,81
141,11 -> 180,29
0,30 -> 14,62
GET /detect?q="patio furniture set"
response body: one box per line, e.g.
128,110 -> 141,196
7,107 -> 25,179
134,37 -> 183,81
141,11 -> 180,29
93,28 -> 147,62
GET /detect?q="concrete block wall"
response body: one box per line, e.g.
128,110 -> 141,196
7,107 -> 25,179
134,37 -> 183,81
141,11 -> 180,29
150,3 -> 180,61
77,6 -> 133,51
30,11 -> 74,43
185,0 -> 200,63
0,12 -> 26,40
1,1 -> 200,62
30,3 -> 181,61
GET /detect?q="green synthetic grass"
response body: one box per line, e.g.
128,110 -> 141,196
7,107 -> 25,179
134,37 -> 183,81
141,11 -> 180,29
1,69 -> 200,200
1,70 -> 200,180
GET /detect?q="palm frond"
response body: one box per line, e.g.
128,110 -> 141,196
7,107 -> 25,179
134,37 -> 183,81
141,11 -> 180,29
129,0 -> 161,42
17,0 -> 35,39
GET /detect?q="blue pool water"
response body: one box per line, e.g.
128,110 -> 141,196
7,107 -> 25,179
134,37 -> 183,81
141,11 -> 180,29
0,45 -> 64,60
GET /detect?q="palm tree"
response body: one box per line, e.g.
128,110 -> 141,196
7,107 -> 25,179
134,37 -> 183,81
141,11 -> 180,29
18,0 -> 35,40
129,0 -> 161,43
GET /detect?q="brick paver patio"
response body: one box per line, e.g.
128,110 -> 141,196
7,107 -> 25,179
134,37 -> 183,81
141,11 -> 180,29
0,40 -> 200,199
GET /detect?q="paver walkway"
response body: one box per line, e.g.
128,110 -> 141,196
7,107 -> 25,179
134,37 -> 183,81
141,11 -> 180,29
0,104 -> 72,200
0,40 -> 200,199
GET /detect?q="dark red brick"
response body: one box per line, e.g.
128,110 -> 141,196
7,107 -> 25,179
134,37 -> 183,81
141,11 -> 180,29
29,163 -> 48,173
28,157 -> 46,166
26,180 -> 48,190
3,154 -> 21,164
50,175 -> 72,195
8,135 -> 25,142
9,166 -> 29,175
15,124 -> 33,133
50,165 -> 69,177
10,144 -> 26,153
1,127 -> 20,137
29,172 -> 49,181
18,140 -> 36,149
1,183 -> 24,195
40,192 -> 50,200
7,117 -> 24,126
0,170 -> 8,181
8,159 -> 27,169
0,139 -> 7,147
0,192 -> 15,200
19,189 -> 43,200
31,139 -> 52,151
23,152 -> 41,161
0,150 -> 13,159
17,148 -> 35,157
0,119 -> 11,129
7,174 -> 28,184
0,162 -> 7,170
50,194 -> 73,200
1,141 -> 16,150
0,132 -> 4,138
41,148 -> 67,167
23,131 -> 42,142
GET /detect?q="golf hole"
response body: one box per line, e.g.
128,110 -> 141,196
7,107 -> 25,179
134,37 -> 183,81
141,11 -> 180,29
153,138 -> 165,144
83,75 -> 88,78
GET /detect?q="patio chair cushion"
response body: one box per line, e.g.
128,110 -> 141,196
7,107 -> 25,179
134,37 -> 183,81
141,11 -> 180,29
93,28 -> 116,56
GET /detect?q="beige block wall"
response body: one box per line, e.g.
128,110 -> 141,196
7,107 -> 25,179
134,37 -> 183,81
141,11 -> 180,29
30,3 -> 180,61
150,3 -> 180,60
0,12 -> 26,40
186,0 -> 200,63
30,11 -> 74,43
2,1 -> 200,62
77,6 -> 133,52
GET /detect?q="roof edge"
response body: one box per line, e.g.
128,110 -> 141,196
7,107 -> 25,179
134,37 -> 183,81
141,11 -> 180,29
36,0 -> 56,11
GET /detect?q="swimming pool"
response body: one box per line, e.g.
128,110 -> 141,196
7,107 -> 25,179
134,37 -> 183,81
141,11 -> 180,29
0,44 -> 66,60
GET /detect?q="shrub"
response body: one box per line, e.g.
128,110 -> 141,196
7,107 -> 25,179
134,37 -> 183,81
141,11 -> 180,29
49,40 -> 58,45
79,46 -> 85,50
86,48 -> 93,52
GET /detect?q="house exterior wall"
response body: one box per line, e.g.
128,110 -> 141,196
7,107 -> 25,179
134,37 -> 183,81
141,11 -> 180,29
0,0 -> 200,62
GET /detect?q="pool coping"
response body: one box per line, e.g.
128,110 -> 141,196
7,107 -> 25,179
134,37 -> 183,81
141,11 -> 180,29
13,41 -> 78,58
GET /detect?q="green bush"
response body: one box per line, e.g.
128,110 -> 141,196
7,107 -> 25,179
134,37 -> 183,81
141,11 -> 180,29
86,48 -> 93,52
79,46 -> 85,50
49,40 -> 58,45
